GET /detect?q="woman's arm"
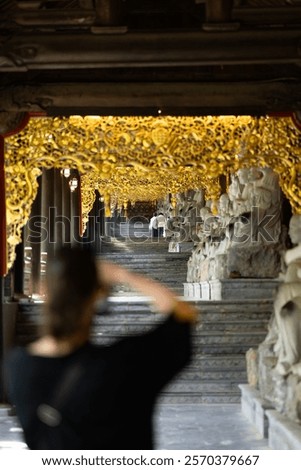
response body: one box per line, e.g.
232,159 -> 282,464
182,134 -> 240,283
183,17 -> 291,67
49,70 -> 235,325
97,260 -> 197,323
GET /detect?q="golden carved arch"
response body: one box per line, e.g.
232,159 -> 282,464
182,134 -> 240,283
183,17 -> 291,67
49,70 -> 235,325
4,114 -> 301,270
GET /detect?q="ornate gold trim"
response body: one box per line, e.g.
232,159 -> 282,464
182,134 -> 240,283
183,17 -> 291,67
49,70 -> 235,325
4,115 -> 301,269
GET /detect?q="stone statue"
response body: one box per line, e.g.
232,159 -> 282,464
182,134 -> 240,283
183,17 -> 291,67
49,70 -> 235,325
226,167 -> 283,278
229,167 -> 281,247
187,167 -> 284,283
273,214 -> 301,376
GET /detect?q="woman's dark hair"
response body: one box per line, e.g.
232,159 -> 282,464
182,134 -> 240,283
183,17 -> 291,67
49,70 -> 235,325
43,247 -> 103,339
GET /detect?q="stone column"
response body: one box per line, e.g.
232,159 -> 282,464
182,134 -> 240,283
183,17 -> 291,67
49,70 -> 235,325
41,168 -> 55,272
0,112 -> 29,401
95,191 -> 103,252
13,229 -> 24,296
0,136 -> 6,396
0,135 -> 6,278
82,191 -> 103,252
62,171 -> 71,245
54,169 -> 63,248
25,173 -> 42,295
0,276 -> 4,401
98,196 -> 105,240
70,170 -> 81,247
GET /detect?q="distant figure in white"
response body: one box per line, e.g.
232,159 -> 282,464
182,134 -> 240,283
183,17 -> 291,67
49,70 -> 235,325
149,213 -> 158,238
156,213 -> 166,238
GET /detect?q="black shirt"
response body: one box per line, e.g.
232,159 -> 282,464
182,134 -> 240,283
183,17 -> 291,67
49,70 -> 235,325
5,315 -> 192,450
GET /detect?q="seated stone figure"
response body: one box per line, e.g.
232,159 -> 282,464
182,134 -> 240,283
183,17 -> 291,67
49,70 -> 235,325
229,167 -> 281,246
228,169 -> 251,216
274,214 -> 301,376
226,167 -> 283,278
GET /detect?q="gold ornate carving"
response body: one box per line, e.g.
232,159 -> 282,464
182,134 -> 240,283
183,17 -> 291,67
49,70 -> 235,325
4,114 -> 301,270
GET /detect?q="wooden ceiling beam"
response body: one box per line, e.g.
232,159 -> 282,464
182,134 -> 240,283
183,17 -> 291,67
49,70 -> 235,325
1,81 -> 300,115
0,29 -> 300,71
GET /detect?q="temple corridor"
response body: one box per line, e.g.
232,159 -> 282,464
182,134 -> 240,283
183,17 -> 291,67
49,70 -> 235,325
14,223 -> 272,405
0,221 -> 274,448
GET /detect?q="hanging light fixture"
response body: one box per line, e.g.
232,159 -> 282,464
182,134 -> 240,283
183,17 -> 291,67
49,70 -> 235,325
69,177 -> 78,192
60,168 -> 71,178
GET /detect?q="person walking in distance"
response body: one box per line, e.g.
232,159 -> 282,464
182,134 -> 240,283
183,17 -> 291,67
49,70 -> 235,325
156,213 -> 166,237
5,246 -> 197,450
149,212 -> 158,238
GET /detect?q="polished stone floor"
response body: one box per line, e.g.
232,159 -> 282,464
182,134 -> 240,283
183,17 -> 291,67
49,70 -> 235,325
154,404 -> 270,450
0,403 -> 270,450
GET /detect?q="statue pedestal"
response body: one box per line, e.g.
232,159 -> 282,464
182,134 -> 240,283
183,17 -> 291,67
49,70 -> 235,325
210,279 -> 280,301
239,384 -> 273,439
184,279 -> 279,301
183,282 -> 209,299
266,409 -> 301,450
183,282 -> 196,298
200,281 -> 211,300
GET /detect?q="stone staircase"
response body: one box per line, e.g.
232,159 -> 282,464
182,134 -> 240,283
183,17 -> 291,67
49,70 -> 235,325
91,298 -> 273,404
161,299 -> 272,403
99,224 -> 191,296
16,296 -> 272,403
98,250 -> 189,296
15,298 -> 272,403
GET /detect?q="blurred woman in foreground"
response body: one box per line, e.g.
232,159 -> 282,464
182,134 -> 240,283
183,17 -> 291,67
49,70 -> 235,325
6,247 -> 197,450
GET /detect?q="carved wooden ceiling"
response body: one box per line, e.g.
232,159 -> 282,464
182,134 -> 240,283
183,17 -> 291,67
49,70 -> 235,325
0,0 -> 301,116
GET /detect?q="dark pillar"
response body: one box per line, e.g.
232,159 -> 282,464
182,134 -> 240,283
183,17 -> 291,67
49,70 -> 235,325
203,0 -> 239,31
70,170 -> 81,247
205,0 -> 233,23
219,174 -> 227,195
62,172 -> 71,245
0,135 -> 6,401
95,191 -> 103,252
95,0 -> 124,25
0,112 -> 30,402
25,175 -> 42,295
0,135 -> 6,278
99,197 -> 105,239
41,168 -> 55,261
0,276 -> 4,402
13,230 -> 24,296
54,169 -> 63,248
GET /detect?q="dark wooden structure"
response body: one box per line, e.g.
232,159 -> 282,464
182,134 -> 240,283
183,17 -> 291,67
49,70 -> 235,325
0,1 -> 301,118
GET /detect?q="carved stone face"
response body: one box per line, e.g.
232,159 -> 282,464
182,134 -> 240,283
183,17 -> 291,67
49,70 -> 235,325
249,167 -> 264,181
289,215 -> 301,245
237,168 -> 249,184
218,194 -> 230,216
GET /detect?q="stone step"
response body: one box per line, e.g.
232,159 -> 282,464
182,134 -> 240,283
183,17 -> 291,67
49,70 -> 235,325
159,395 -> 242,404
159,373 -> 247,404
16,300 -> 271,327
91,321 -> 268,336
192,354 -> 247,370
101,245 -> 174,255
98,250 -> 189,295
163,380 -> 243,394
178,369 -> 248,381
100,253 -> 185,259
90,334 -> 266,355
99,257 -> 189,264
102,252 -> 182,257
